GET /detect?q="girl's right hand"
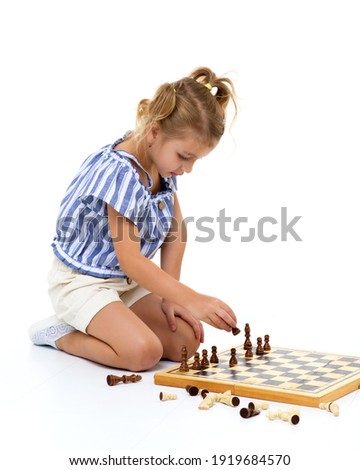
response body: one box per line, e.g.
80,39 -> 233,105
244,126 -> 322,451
186,293 -> 238,332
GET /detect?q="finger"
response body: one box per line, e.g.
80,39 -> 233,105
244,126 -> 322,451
177,310 -> 202,341
199,321 -> 205,343
215,307 -> 237,329
163,305 -> 177,332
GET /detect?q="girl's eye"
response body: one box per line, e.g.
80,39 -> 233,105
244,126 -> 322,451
178,153 -> 189,161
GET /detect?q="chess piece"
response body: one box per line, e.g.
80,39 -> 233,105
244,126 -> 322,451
201,349 -> 209,368
210,346 -> 219,363
229,348 -> 238,366
248,401 -> 269,412
191,351 -> 202,370
186,385 -> 199,396
232,327 -> 241,336
264,334 -> 271,352
198,393 -> 216,410
159,391 -> 177,401
106,374 -> 142,386
179,345 -> 189,372
243,323 -> 252,350
245,344 -> 253,359
256,337 -> 264,355
266,407 -> 300,425
214,390 -> 240,407
200,389 -> 209,398
240,407 -> 260,418
319,401 -> 339,417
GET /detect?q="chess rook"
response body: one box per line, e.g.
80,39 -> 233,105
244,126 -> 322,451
319,401 -> 339,417
159,391 -> 177,401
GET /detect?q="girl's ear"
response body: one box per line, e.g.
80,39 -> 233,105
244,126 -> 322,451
147,123 -> 160,145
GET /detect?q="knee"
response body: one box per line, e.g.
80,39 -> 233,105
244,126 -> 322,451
126,336 -> 163,372
167,325 -> 201,362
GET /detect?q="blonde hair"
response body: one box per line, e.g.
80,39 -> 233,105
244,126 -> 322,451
134,67 -> 237,148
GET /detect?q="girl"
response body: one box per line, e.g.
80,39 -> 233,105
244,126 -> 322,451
29,67 -> 238,371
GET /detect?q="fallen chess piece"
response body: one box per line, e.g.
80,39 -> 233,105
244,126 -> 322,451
198,393 -> 217,410
159,391 -> 177,401
248,401 -> 269,412
106,374 -> 142,386
240,407 -> 261,419
319,401 -> 339,417
214,390 -> 240,407
266,406 -> 300,425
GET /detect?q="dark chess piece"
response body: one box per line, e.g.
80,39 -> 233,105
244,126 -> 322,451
256,337 -> 264,355
264,334 -> 271,352
229,348 -> 238,366
243,323 -> 252,350
245,344 -> 253,358
179,345 -> 189,371
191,351 -> 202,370
201,349 -> 209,368
210,346 -> 219,363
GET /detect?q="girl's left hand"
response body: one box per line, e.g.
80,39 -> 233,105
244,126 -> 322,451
161,299 -> 204,343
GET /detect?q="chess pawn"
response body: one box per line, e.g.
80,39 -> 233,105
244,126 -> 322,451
186,385 -> 199,396
264,334 -> 271,352
214,390 -> 240,407
198,393 -> 216,410
232,327 -> 241,336
266,407 -> 300,425
240,407 -> 260,418
191,352 -> 202,370
210,346 -> 219,363
256,337 -> 264,355
229,348 -> 238,366
248,401 -> 269,412
201,349 -> 209,367
319,401 -> 339,417
159,391 -> 178,401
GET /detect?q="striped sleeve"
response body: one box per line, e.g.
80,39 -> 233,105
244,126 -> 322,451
80,155 -> 148,224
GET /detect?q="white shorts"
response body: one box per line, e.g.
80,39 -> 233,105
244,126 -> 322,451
47,257 -> 151,333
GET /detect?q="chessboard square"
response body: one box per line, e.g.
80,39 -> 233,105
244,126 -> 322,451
331,360 -> 351,367
299,383 -> 321,391
297,374 -> 319,381
339,365 -> 360,373
323,372 -> 349,380
242,377 -> 267,385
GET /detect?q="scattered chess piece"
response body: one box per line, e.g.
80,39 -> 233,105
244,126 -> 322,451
264,334 -> 271,352
243,323 -> 252,350
210,346 -> 219,363
186,385 -> 199,396
106,374 -> 142,386
201,349 -> 209,368
191,351 -> 202,370
256,337 -> 264,355
245,344 -> 253,358
229,348 -> 238,366
240,407 -> 260,418
214,390 -> 240,407
198,393 -> 216,410
179,345 -> 189,372
232,327 -> 241,336
266,407 -> 300,425
248,401 -> 269,412
159,391 -> 178,401
200,389 -> 209,398
319,401 -> 339,417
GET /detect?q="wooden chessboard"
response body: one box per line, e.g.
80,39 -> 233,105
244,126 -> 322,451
154,346 -> 360,407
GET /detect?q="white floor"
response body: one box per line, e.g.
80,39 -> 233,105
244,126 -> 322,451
2,326 -> 359,470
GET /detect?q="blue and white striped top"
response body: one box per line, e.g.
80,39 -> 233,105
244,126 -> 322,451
52,135 -> 177,278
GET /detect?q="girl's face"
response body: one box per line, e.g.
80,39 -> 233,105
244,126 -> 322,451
148,128 -> 215,178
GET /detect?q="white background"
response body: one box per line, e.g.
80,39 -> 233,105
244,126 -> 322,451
1,1 -> 359,468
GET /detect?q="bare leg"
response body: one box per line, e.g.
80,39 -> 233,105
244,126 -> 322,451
130,294 -> 201,361
56,301 -> 163,371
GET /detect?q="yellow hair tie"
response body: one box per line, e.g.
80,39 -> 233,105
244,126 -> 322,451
204,83 -> 212,91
